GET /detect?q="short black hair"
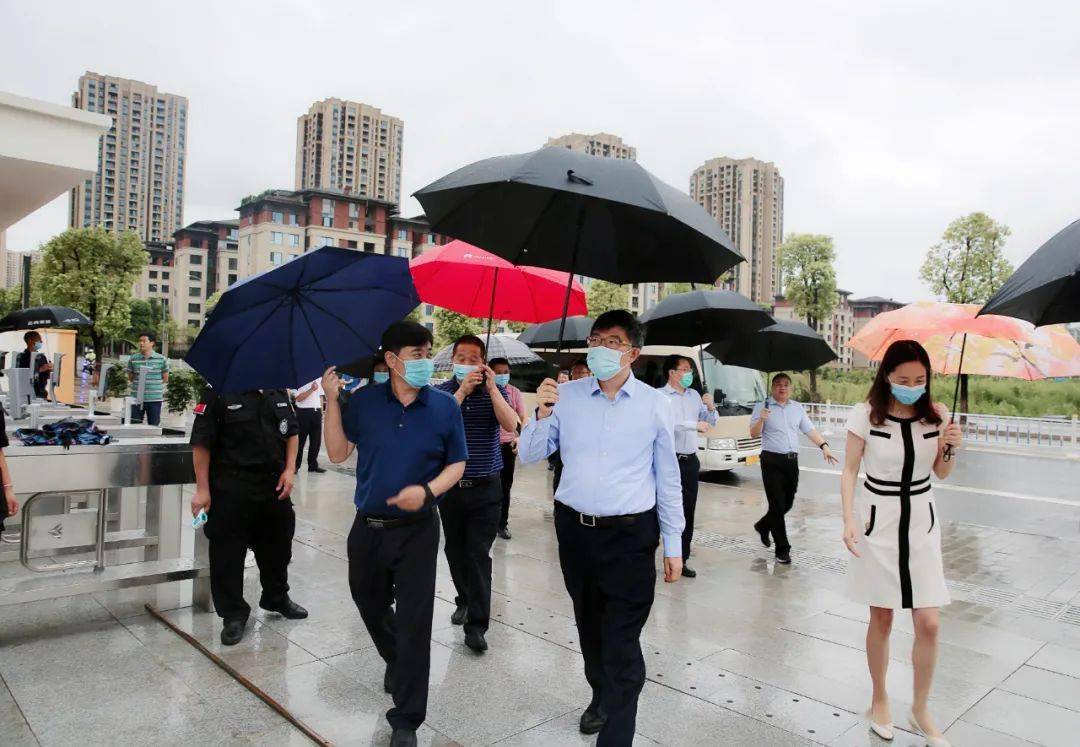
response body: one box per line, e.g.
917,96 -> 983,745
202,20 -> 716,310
488,357 -> 510,369
380,321 -> 434,356
771,373 -> 792,385
23,331 -> 41,344
140,330 -> 157,343
452,334 -> 486,358
662,354 -> 693,377
570,358 -> 589,371
591,310 -> 643,348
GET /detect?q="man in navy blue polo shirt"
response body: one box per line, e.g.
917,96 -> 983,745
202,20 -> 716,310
436,335 -> 520,654
322,321 -> 467,747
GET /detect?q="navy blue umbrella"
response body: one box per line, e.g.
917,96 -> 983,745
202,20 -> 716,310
186,246 -> 419,392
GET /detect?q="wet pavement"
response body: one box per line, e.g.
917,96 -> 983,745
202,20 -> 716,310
1,444 -> 1079,745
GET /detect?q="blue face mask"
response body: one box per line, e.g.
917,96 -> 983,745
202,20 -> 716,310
678,372 -> 693,388
453,364 -> 478,381
586,345 -> 626,382
33,342 -> 43,352
372,371 -> 389,384
397,357 -> 434,388
494,373 -> 510,387
890,382 -> 926,405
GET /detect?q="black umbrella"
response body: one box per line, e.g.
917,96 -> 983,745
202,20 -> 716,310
517,315 -> 595,348
978,218 -> 1080,325
639,289 -> 773,346
706,320 -> 837,372
415,147 -> 744,352
431,335 -> 542,372
0,305 -> 92,332
337,352 -> 382,380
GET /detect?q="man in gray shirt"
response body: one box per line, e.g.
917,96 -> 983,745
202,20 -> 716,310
749,373 -> 837,564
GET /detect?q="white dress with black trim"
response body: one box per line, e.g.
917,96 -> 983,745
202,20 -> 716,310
845,402 -> 950,609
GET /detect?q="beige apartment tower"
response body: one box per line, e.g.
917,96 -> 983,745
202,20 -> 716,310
295,99 -> 403,204
69,72 -> 188,243
689,157 -> 784,304
545,132 -> 637,161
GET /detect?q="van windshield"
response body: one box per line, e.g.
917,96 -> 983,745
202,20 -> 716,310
699,352 -> 766,406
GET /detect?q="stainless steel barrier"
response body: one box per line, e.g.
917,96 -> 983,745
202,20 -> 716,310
0,439 -> 211,609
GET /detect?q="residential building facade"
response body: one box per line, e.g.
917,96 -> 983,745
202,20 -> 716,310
132,241 -> 174,307
772,289 -> 854,370
168,220 -> 239,331
2,248 -> 41,289
849,295 -> 905,368
689,157 -> 784,304
69,72 -> 188,243
295,99 -> 403,205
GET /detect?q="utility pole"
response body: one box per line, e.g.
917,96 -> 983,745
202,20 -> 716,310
21,254 -> 31,308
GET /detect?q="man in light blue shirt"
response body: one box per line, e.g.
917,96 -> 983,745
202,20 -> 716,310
749,373 -> 836,564
519,310 -> 683,744
659,354 -> 717,578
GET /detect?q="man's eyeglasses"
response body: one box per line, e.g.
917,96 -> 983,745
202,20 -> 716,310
586,335 -> 633,351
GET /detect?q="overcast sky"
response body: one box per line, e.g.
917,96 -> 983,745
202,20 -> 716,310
3,0 -> 1078,301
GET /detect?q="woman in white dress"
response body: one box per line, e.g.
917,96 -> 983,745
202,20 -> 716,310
840,340 -> 962,747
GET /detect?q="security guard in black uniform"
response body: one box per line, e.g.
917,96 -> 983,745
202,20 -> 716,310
190,388 -> 308,645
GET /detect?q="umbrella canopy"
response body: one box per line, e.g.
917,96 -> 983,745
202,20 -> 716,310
979,217 -> 1080,326
639,289 -> 773,346
431,335 -> 542,372
337,352 -> 382,380
516,316 -> 595,348
410,240 -> 587,321
0,305 -> 92,332
706,320 -> 837,372
186,246 -> 418,392
415,147 -> 743,285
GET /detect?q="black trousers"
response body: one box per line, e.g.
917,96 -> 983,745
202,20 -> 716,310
678,453 -> 700,561
552,451 -> 564,494
755,451 -> 800,554
554,502 -> 659,747
498,442 -> 516,529
348,510 -> 439,732
294,408 -> 322,470
439,477 -> 501,636
205,471 -> 295,621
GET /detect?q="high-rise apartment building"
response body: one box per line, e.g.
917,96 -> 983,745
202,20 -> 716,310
849,295 -> 905,368
689,157 -> 784,304
544,132 -> 657,314
545,132 -> 637,161
295,99 -> 403,204
69,72 -> 188,243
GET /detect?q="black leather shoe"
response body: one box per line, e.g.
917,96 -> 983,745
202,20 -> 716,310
450,604 -> 467,626
260,598 -> 309,619
776,551 -> 792,565
682,564 -> 697,578
383,663 -> 393,694
579,706 -> 606,735
755,524 -> 771,548
390,727 -> 417,747
497,526 -> 512,540
465,631 -> 488,652
308,466 -> 326,473
221,618 -> 246,646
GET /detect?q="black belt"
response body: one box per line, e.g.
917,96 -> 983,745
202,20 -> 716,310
762,450 -> 799,460
677,452 -> 698,462
555,500 -> 653,528
456,474 -> 498,489
358,510 -> 432,529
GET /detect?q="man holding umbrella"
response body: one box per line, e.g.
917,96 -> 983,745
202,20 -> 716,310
436,334 -> 520,653
519,310 -> 683,743
659,355 -> 717,578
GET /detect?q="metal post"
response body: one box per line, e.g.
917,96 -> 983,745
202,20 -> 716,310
21,254 -> 31,309
94,489 -> 108,571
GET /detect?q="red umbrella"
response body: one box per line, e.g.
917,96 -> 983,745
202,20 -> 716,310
410,241 -> 587,342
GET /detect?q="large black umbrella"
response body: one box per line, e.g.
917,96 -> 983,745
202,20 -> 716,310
706,320 -> 837,372
639,289 -> 773,346
0,305 -> 92,332
516,315 -> 595,348
979,218 -> 1080,325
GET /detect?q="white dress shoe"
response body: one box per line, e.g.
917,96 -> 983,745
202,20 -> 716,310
908,711 -> 951,747
865,709 -> 894,741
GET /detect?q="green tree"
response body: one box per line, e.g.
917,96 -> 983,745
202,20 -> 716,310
404,306 -> 423,324
127,299 -> 154,340
658,282 -> 694,301
434,307 -> 482,350
780,233 -> 839,400
586,280 -> 629,317
0,287 -> 24,319
919,212 -> 1014,412
204,290 -> 223,318
504,320 -> 529,333
37,228 -> 147,363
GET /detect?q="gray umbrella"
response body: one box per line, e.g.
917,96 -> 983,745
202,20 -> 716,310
431,334 -> 542,372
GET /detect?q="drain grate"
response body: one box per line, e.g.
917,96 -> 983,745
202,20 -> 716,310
695,531 -> 1080,628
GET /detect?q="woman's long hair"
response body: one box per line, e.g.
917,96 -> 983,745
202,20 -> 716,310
867,340 -> 943,426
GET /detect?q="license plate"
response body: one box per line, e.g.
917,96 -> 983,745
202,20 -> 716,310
745,455 -> 760,466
